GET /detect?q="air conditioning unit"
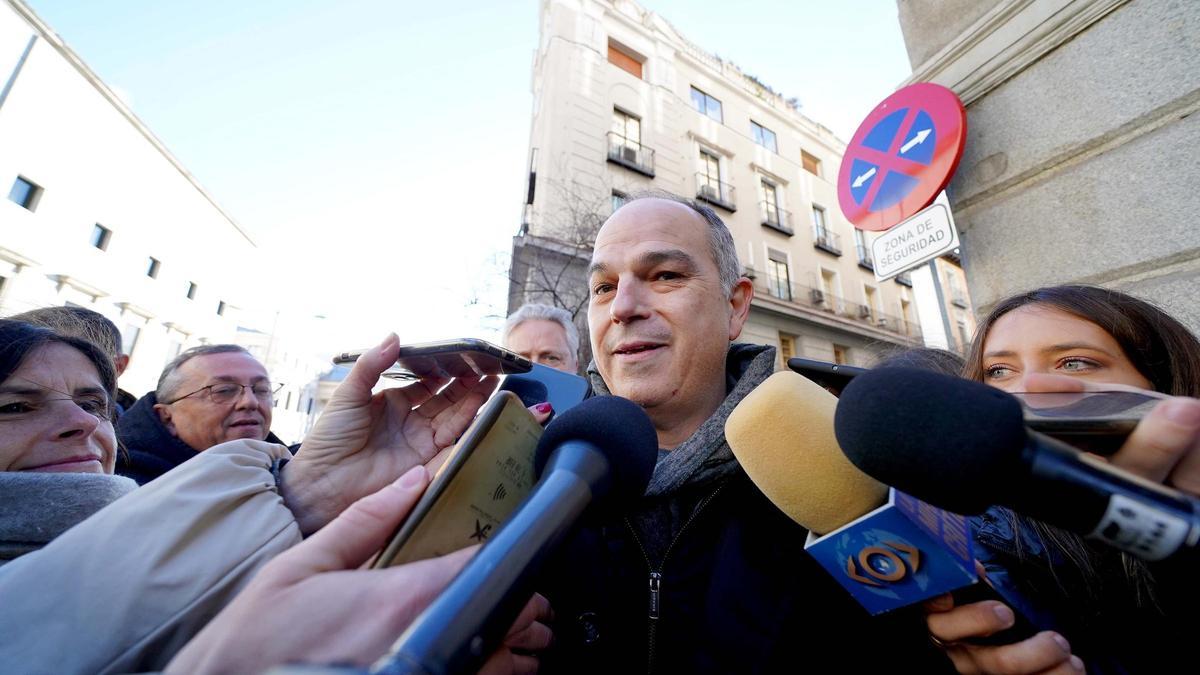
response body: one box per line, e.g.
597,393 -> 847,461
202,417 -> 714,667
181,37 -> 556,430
742,264 -> 757,280
877,317 -> 889,328
859,305 -> 873,319
810,288 -> 825,305
622,146 -> 638,163
699,184 -> 719,201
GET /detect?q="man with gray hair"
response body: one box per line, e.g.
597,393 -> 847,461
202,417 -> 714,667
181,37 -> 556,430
535,193 -> 946,672
116,345 -> 287,484
502,303 -> 581,373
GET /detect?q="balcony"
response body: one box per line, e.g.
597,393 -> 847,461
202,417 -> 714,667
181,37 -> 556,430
760,201 -> 793,236
856,244 -> 874,271
695,173 -> 736,212
813,227 -> 841,256
752,279 -> 923,342
606,132 -> 656,177
950,285 -> 969,308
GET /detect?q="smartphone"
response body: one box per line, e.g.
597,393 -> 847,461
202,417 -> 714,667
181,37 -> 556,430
1013,390 -> 1166,456
787,357 -> 869,396
790,356 -> 1158,455
333,338 -> 533,380
372,391 -> 543,568
499,362 -> 591,420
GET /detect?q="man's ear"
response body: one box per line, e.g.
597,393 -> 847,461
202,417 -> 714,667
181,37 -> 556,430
727,277 -> 754,341
114,354 -> 130,376
154,404 -> 179,438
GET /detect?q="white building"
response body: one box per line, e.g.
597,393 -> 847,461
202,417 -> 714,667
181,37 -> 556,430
510,0 -> 968,368
0,0 -> 266,396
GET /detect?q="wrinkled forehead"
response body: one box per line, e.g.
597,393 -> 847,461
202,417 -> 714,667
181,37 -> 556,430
592,199 -> 713,269
179,352 -> 270,385
3,343 -> 105,393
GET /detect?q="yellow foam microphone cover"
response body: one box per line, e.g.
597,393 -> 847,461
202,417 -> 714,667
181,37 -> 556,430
725,371 -> 888,535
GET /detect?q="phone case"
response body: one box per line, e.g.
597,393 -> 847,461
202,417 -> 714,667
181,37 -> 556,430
372,391 -> 543,568
332,338 -> 532,380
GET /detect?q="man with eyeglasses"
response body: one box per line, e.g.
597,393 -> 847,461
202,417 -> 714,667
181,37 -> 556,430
116,345 -> 289,485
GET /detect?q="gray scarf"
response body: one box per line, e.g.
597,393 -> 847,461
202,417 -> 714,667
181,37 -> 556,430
588,343 -> 777,495
0,472 -> 137,564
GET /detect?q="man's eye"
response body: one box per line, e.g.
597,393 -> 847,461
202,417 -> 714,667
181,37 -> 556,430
211,385 -> 242,397
654,271 -> 681,281
592,283 -> 614,296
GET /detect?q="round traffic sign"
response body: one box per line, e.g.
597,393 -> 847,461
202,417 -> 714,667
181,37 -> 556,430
837,83 -> 966,232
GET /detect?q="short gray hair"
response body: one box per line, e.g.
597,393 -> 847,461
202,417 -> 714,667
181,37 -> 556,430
157,344 -> 252,402
502,304 -> 580,358
618,190 -> 741,295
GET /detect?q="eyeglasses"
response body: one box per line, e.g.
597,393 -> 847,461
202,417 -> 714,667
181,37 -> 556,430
166,382 -> 284,405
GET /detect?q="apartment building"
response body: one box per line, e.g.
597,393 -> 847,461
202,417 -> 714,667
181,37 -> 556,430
510,0 -> 934,368
0,0 -> 264,396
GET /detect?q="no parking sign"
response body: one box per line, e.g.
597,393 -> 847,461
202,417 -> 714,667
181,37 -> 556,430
837,83 -> 966,232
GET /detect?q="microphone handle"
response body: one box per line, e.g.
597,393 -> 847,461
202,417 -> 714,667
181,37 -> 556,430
1015,433 -> 1200,561
373,447 -> 599,675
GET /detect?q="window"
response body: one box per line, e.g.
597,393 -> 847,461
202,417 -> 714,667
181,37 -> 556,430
696,149 -> 730,206
833,345 -> 849,365
167,340 -> 183,361
607,40 -> 643,79
216,300 -> 226,316
689,86 -> 723,122
854,228 -> 872,268
811,205 -> 827,236
864,285 -> 879,317
121,323 -> 141,356
758,180 -> 787,232
801,150 -> 821,176
766,248 -> 791,301
8,176 -> 42,211
779,333 -> 796,362
611,191 -> 627,213
186,282 -> 198,300
90,224 -> 112,250
145,257 -> 161,278
751,121 -> 777,153
612,109 -> 641,146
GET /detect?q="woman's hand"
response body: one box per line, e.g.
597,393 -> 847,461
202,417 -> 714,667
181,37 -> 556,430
924,592 -> 1083,674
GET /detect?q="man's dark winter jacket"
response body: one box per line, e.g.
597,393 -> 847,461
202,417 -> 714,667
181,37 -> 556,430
115,392 -> 288,485
538,344 -> 953,674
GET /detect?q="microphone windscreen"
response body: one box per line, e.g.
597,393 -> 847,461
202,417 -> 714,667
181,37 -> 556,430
535,395 -> 657,504
726,372 -> 887,534
834,367 -> 1028,514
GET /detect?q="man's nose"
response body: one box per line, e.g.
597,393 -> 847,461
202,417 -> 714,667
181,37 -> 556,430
610,280 -> 650,324
234,385 -> 261,409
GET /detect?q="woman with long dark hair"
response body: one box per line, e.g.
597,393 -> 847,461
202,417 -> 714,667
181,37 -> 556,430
928,285 -> 1200,674
0,320 -> 137,564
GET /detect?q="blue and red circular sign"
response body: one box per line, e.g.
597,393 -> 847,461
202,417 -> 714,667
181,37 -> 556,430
837,83 -> 966,232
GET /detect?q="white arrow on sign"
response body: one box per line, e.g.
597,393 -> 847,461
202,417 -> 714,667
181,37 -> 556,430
852,166 -> 876,188
900,129 -> 930,154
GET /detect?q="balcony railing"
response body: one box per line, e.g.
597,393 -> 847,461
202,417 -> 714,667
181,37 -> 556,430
606,132 -> 655,177
856,244 -> 874,270
752,279 -> 923,342
813,227 -> 841,256
695,173 -> 736,211
760,201 -> 793,236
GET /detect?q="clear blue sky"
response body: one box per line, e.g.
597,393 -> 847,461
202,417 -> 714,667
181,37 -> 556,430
26,0 -> 913,345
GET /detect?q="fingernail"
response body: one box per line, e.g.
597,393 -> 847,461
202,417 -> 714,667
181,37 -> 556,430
397,465 -> 425,488
535,402 -> 553,414
1051,633 -> 1071,653
992,604 -> 1014,626
1164,399 -> 1200,426
1070,655 -> 1084,672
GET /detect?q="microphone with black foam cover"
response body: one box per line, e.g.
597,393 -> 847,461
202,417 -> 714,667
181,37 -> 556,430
375,395 -> 657,675
835,367 -> 1200,563
726,372 -> 1044,639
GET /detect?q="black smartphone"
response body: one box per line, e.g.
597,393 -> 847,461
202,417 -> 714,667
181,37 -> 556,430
787,357 -> 869,396
333,338 -> 533,380
1013,390 -> 1165,456
499,363 -> 591,421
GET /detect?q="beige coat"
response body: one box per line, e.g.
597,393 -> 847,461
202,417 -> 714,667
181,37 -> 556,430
0,439 -> 301,674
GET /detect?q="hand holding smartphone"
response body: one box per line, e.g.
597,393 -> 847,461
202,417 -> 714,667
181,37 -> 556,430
334,338 -> 532,380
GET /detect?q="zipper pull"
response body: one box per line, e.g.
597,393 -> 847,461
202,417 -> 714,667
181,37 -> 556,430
648,571 -> 662,620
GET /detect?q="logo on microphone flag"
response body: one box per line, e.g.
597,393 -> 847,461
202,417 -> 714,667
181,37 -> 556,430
805,489 -> 978,614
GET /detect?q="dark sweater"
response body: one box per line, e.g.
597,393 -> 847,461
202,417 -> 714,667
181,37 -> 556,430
115,392 -> 288,485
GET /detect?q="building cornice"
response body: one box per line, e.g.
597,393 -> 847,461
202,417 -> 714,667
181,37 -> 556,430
0,246 -> 37,269
52,274 -> 107,299
902,0 -> 1128,105
5,0 -> 259,247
